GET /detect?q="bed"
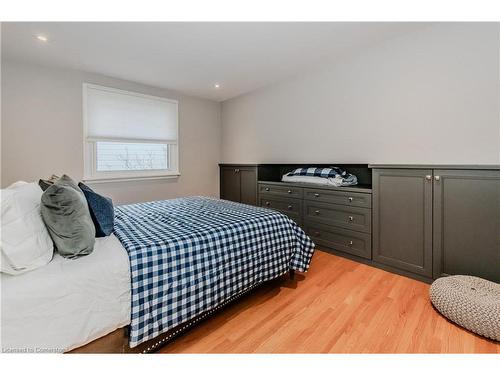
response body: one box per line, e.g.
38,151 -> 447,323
1,196 -> 315,353
1,234 -> 131,352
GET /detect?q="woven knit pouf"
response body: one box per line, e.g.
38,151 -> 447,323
430,275 -> 500,341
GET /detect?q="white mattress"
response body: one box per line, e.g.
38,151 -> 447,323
1,234 -> 131,352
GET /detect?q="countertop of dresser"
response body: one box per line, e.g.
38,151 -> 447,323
368,164 -> 500,170
258,180 -> 372,193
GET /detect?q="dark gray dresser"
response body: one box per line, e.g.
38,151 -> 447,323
253,164 -> 374,261
258,181 -> 373,260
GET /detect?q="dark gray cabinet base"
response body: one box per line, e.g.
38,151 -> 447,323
220,165 -> 257,205
433,169 -> 500,283
373,167 -> 500,283
372,169 -> 433,278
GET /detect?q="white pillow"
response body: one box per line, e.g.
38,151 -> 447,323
1,181 -> 54,275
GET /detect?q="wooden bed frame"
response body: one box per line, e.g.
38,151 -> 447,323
70,270 -> 295,353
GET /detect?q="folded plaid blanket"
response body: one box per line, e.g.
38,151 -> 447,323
288,167 -> 346,178
286,167 -> 358,186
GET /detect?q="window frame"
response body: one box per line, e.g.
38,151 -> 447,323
82,83 -> 180,183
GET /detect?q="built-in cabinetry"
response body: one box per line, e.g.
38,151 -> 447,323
302,187 -> 372,260
258,181 -> 373,260
372,166 -> 500,283
258,182 -> 303,225
432,169 -> 500,282
372,169 -> 433,277
220,163 -> 500,283
219,165 -> 257,205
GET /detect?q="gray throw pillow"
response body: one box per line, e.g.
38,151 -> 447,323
40,175 -> 95,258
38,174 -> 60,191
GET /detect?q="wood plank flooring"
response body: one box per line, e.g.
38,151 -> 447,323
159,250 -> 499,353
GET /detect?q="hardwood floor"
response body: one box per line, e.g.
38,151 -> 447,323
159,250 -> 500,353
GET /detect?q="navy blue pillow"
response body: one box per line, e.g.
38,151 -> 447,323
78,182 -> 114,237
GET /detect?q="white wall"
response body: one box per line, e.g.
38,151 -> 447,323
222,23 -> 500,165
2,23 -> 499,206
1,60 -> 222,204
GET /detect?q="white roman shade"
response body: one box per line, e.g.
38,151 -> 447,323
83,84 -> 179,181
85,84 -> 178,142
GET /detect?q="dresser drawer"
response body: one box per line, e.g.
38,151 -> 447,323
304,188 -> 371,208
259,195 -> 302,219
304,201 -> 371,233
304,221 -> 372,259
258,183 -> 303,198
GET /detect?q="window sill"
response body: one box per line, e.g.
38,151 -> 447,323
82,174 -> 180,184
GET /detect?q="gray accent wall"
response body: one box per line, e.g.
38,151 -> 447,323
221,23 -> 500,165
1,60 -> 222,204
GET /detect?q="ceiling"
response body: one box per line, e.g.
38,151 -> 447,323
1,22 -> 430,101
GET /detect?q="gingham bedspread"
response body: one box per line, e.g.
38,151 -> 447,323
114,196 -> 315,347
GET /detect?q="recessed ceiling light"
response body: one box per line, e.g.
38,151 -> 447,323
36,35 -> 48,42
214,83 -> 220,89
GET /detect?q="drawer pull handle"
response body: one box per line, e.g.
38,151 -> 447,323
314,210 -> 320,215
314,193 -> 320,197
314,231 -> 320,237
235,169 -> 240,173
348,240 -> 354,246
265,201 -> 270,206
348,216 -> 354,222
287,205 -> 293,210
348,197 -> 353,202
265,187 -> 270,191
287,190 -> 292,194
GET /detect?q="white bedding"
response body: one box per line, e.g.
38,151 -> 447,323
1,234 -> 131,353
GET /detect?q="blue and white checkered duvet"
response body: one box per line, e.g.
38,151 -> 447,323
114,196 -> 315,347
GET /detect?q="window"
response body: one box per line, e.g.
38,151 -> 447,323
83,84 -> 179,182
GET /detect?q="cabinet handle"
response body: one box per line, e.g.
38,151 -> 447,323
314,210 -> 320,215
425,175 -> 432,181
348,240 -> 354,246
314,231 -> 321,237
434,175 -> 440,181
235,169 -> 240,173
265,201 -> 270,206
287,190 -> 292,194
348,197 -> 353,202
287,205 -> 293,210
314,193 -> 320,197
265,187 -> 270,191
348,216 -> 354,222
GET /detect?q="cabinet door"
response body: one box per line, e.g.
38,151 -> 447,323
433,170 -> 500,282
239,167 -> 257,205
373,169 -> 433,277
220,167 -> 241,202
